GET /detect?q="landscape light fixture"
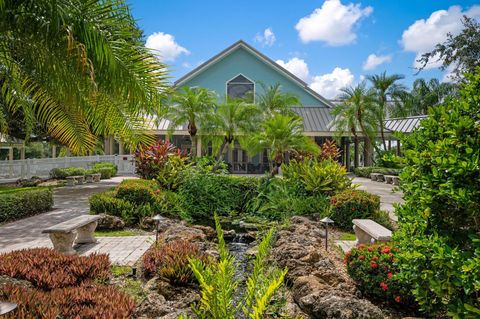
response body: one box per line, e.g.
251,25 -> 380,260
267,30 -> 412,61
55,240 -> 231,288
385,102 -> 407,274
152,214 -> 163,242
0,302 -> 17,315
320,217 -> 334,251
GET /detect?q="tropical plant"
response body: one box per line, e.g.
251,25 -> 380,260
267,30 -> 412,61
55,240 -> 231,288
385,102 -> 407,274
167,87 -> 216,157
256,83 -> 300,117
182,216 -> 287,319
202,98 -> 260,164
331,82 -> 377,167
417,16 -> 480,80
242,114 -> 319,175
393,78 -> 456,117
367,72 -> 406,150
0,0 -> 168,153
394,72 -> 480,317
282,159 -> 352,196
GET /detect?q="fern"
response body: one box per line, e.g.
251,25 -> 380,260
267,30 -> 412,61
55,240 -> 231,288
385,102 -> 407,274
187,215 -> 287,319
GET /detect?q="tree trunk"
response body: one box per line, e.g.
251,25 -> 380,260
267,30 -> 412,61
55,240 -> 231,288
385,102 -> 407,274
190,134 -> 197,158
354,135 -> 359,168
213,141 -> 230,172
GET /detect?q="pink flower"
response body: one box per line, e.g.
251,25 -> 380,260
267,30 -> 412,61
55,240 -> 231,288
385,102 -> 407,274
380,281 -> 389,291
358,255 -> 365,260
370,261 -> 378,269
394,296 -> 401,303
387,272 -> 393,279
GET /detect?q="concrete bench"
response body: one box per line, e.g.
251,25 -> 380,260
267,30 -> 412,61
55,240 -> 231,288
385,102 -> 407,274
392,176 -> 400,186
66,175 -> 85,186
352,219 -> 392,245
42,215 -> 102,255
92,173 -> 101,182
370,173 -> 385,182
384,175 -> 395,184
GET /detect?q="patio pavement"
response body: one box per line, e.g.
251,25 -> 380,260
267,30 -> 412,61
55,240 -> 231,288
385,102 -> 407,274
0,175 -> 153,265
352,177 -> 404,222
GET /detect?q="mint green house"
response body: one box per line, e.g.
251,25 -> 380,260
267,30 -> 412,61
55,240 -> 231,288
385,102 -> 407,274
152,40 -> 354,173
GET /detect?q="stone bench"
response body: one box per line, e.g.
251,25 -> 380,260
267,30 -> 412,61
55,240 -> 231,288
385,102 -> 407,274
384,175 -> 395,184
42,215 -> 102,255
370,173 -> 385,182
66,175 -> 85,186
92,173 -> 101,182
352,219 -> 392,245
392,176 -> 400,186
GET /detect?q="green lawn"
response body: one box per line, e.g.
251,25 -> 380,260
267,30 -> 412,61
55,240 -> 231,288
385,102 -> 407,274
95,230 -> 138,237
0,186 -> 40,194
338,232 -> 356,241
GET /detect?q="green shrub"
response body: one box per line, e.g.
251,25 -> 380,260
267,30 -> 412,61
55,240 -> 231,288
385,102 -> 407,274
152,190 -> 188,220
282,159 -> 352,195
191,156 -> 229,174
0,188 -> 53,222
394,72 -> 480,317
353,167 -> 401,178
345,243 -> 414,306
178,172 -> 258,221
250,177 -> 330,220
92,162 -> 117,175
376,150 -> 405,169
49,167 -> 86,179
330,189 -> 385,230
156,153 -> 189,191
89,191 -> 136,224
115,179 -> 158,205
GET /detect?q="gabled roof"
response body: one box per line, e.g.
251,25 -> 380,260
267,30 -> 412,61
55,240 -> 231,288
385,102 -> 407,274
292,107 -> 333,132
174,40 -> 333,108
384,115 -> 426,133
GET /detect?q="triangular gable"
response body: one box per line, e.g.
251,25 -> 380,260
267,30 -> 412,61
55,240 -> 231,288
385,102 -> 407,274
174,40 -> 333,108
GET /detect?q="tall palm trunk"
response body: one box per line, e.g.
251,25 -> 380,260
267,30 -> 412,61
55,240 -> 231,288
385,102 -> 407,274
353,134 -> 360,168
188,121 -> 198,157
379,96 -> 388,150
213,139 -> 231,172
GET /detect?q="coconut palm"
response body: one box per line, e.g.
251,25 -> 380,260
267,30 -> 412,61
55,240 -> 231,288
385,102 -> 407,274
331,82 -> 377,168
167,87 -> 216,157
242,114 -> 319,175
202,98 -> 260,163
393,78 -> 456,117
367,72 -> 406,150
0,0 -> 168,154
256,83 -> 300,118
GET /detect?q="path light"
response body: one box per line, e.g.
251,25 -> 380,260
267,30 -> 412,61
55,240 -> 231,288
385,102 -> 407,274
0,301 -> 17,315
320,217 -> 334,251
152,214 -> 164,243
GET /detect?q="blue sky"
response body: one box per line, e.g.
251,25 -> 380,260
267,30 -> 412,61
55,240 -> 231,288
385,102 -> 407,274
131,0 -> 480,99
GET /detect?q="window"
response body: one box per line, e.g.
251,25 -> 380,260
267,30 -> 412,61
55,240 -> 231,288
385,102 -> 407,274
227,74 -> 254,102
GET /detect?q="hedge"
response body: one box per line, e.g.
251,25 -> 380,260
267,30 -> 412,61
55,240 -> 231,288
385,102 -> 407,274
0,188 -> 53,222
50,162 -> 117,180
49,167 -> 86,179
354,167 -> 401,178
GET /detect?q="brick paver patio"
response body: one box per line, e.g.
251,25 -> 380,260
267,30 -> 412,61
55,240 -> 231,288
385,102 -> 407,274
0,176 -> 153,265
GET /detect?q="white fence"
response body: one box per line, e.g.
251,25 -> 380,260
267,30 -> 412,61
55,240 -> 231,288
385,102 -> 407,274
0,155 -> 135,179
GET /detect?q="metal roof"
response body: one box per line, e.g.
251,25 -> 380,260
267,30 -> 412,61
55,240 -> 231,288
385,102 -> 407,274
384,115 -> 426,133
292,107 -> 333,132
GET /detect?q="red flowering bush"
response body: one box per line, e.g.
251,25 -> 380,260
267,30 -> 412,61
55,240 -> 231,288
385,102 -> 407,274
330,189 -> 391,230
143,239 -> 209,285
135,140 -> 188,190
345,243 -> 413,306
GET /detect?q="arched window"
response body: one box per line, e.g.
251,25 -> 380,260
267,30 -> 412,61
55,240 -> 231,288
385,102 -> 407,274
226,74 -> 254,102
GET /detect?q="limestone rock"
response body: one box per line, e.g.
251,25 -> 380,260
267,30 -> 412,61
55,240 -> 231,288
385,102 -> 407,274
97,214 -> 125,230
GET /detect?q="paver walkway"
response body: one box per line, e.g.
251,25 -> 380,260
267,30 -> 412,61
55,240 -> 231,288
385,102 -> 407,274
352,177 -> 404,221
0,176 -> 153,265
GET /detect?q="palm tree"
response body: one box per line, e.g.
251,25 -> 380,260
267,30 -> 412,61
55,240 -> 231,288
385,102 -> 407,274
393,78 -> 455,117
367,72 -> 406,150
242,114 -> 319,175
0,0 -> 168,154
167,87 -> 216,157
331,83 -> 377,168
202,98 -> 260,163
256,83 -> 300,117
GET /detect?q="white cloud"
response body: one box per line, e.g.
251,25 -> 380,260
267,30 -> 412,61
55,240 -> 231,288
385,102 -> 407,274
310,67 -> 354,99
295,0 -> 373,46
401,5 -> 480,69
254,28 -> 276,46
362,53 -> 392,70
276,58 -> 310,82
145,32 -> 190,62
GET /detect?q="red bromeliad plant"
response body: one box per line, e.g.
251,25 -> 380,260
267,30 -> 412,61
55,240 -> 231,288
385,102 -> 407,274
135,140 -> 188,181
345,243 -> 414,307
318,139 -> 341,161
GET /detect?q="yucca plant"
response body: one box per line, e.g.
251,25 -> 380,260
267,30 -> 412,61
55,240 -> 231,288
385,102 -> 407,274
180,216 -> 287,319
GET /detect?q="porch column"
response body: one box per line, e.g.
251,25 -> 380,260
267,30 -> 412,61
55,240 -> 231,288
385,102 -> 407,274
388,139 -> 392,151
119,141 -> 124,155
353,138 -> 359,168
109,137 -> 114,155
345,138 -> 351,171
52,145 -> 57,158
196,137 -> 202,157
104,137 -> 110,155
8,147 -> 13,161
396,140 -> 401,156
20,145 -> 25,160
